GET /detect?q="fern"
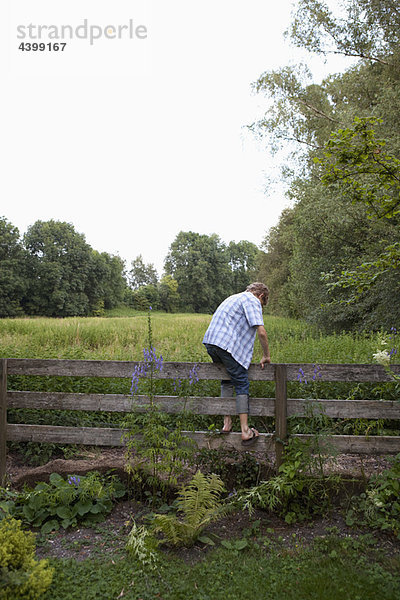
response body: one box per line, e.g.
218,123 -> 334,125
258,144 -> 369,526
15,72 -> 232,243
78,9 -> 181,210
151,471 -> 225,547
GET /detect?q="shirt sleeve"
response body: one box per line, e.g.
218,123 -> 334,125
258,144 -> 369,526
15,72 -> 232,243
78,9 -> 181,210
242,295 -> 263,328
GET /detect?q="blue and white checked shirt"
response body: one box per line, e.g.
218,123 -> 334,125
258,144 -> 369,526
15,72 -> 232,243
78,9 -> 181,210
202,292 -> 264,369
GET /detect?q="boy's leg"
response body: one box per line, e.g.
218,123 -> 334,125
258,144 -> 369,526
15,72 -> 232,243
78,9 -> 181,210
204,344 -> 258,441
221,381 -> 234,431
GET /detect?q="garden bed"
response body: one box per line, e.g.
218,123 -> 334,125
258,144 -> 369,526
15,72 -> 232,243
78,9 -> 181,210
4,447 -> 399,564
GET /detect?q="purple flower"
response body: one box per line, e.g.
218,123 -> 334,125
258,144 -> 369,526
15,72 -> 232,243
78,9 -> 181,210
297,364 -> 322,384
188,364 -> 199,386
297,367 -> 307,384
130,346 -> 163,395
173,378 -> 182,392
68,476 -> 80,486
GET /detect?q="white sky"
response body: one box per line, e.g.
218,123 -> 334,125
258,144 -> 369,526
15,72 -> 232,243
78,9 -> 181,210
1,0 -> 353,275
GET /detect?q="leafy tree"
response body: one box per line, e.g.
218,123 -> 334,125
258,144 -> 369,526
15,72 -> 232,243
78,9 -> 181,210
251,0 -> 400,330
87,251 -> 127,313
164,231 -> 231,313
0,217 -> 27,317
158,274 -> 180,312
23,220 -> 94,317
128,285 -> 160,311
289,0 -> 400,66
128,255 -> 158,290
257,209 -> 296,316
227,240 -> 260,294
316,117 -> 400,312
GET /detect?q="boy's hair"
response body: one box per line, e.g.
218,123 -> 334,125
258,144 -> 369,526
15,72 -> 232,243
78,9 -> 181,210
246,282 -> 269,299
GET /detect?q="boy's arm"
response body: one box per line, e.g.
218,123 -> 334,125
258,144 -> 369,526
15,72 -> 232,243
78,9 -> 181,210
257,325 -> 271,369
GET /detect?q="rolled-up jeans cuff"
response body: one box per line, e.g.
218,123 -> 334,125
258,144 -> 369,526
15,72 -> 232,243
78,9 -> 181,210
236,394 -> 249,414
221,382 -> 234,398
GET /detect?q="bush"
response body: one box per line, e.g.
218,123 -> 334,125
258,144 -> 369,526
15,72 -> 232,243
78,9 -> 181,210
0,517 -> 54,600
0,472 -> 126,534
346,453 -> 400,537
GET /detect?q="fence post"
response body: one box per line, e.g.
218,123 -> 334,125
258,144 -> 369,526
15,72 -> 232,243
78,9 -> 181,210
274,364 -> 287,472
0,359 -> 7,485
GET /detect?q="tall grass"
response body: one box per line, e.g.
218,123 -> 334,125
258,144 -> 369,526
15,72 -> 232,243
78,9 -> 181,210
0,311 -> 388,364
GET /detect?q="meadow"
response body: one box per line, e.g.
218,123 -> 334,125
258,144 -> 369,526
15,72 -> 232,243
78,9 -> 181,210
0,309 -> 387,364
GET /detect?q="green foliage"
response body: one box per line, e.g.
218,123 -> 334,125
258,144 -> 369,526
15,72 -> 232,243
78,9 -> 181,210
0,517 -> 54,600
164,231 -> 261,313
251,0 -> 400,330
0,218 -> 127,318
40,532 -> 400,600
227,240 -> 260,294
0,217 -> 27,318
128,255 -> 158,290
158,274 -> 180,313
23,220 -> 95,317
123,310 -> 196,503
319,117 -> 400,219
346,452 -> 400,536
289,0 -> 400,64
195,447 -> 263,489
151,471 -> 225,547
164,230 -> 231,313
125,521 -> 160,570
0,472 -> 125,534
234,437 -> 342,524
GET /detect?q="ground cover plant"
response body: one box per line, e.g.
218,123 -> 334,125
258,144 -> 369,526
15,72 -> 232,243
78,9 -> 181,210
0,472 -> 126,534
39,529 -> 400,600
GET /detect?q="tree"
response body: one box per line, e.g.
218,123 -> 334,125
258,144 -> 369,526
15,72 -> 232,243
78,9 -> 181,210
164,231 -> 231,313
0,217 -> 26,317
158,274 -> 180,313
129,285 -> 160,311
87,251 -> 127,313
128,255 -> 158,290
23,220 -> 94,317
250,0 -> 400,330
227,241 -> 260,294
289,0 -> 400,66
316,117 -> 400,310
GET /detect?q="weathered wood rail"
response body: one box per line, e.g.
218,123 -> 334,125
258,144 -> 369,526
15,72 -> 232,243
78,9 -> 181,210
1,358 -> 400,483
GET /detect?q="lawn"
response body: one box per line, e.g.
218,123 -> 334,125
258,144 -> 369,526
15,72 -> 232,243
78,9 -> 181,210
41,531 -> 400,600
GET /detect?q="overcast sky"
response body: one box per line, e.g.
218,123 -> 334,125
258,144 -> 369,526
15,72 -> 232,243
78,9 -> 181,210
2,0 -> 353,274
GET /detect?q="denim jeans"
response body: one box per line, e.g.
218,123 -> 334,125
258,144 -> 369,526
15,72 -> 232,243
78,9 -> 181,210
204,344 -> 249,413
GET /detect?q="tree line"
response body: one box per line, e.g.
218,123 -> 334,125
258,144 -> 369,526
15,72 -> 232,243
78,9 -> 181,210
253,0 -> 399,331
0,218 -> 261,317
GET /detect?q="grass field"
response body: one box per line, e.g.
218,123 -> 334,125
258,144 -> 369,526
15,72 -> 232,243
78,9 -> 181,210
0,309 -> 388,364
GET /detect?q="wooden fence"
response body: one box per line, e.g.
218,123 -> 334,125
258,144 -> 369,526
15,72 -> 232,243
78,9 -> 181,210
1,358 -> 400,483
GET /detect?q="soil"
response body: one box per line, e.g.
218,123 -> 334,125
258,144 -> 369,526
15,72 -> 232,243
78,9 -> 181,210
4,448 -> 400,564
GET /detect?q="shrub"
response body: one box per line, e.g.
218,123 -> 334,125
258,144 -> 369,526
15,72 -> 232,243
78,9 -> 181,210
0,517 -> 54,600
346,453 -> 400,537
0,471 -> 126,534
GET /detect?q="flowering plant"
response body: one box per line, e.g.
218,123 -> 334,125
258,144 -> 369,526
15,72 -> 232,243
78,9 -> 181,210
372,328 -> 399,384
123,308 -> 196,504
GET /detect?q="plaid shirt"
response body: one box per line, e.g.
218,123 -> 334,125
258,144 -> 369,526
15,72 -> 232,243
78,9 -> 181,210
202,292 -> 264,369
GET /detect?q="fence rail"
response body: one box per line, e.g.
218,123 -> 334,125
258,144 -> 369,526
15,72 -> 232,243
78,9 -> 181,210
1,358 -> 400,483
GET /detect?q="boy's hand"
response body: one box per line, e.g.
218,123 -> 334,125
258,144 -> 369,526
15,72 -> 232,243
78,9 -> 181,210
260,355 -> 271,369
